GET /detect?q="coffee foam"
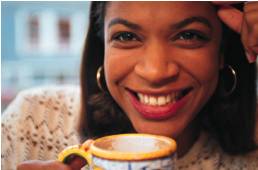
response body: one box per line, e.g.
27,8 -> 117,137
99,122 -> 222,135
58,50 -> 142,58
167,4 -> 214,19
95,136 -> 169,153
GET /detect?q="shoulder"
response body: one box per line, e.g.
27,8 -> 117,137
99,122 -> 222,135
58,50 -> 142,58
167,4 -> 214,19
178,132 -> 258,169
16,84 -> 80,106
2,85 -> 81,122
2,84 -> 81,133
218,148 -> 258,169
206,137 -> 258,169
1,85 -> 81,162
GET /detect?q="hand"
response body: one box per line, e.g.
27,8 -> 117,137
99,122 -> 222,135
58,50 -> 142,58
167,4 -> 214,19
212,1 -> 258,63
17,157 -> 86,170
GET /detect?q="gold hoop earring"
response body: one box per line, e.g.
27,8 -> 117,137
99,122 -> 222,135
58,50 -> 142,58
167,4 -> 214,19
96,66 -> 105,92
223,65 -> 237,97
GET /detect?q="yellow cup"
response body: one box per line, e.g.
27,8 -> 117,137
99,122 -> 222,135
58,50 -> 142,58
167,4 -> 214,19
58,133 -> 177,170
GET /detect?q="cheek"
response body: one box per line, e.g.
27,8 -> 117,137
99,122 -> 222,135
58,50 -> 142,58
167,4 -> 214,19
185,29 -> 222,84
198,53 -> 220,84
104,49 -> 135,93
179,44 -> 221,85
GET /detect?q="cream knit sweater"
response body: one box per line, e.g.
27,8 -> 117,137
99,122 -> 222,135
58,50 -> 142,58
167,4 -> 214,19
2,85 -> 258,170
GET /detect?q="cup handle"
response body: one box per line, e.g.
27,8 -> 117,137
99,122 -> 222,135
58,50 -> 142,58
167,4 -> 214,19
58,139 -> 94,167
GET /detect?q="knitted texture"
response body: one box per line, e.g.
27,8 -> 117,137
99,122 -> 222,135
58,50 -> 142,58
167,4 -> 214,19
1,85 -> 81,170
177,132 -> 258,170
1,85 -> 258,170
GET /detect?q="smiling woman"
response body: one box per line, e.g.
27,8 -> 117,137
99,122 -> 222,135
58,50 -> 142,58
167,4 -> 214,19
82,1 -> 258,168
2,1 -> 258,170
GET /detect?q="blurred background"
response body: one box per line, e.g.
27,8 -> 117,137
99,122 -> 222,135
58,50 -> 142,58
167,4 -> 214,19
2,1 -> 90,111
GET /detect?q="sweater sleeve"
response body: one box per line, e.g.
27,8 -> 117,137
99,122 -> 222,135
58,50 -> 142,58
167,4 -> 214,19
1,85 -> 81,170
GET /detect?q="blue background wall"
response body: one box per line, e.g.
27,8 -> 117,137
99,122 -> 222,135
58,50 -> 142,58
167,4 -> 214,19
2,2 -> 90,110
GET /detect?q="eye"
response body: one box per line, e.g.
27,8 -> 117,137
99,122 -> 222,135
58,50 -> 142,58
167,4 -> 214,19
171,30 -> 210,48
176,30 -> 209,41
111,32 -> 140,42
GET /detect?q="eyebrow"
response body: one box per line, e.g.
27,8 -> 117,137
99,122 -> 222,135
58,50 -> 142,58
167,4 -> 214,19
108,18 -> 141,30
171,16 -> 212,30
108,16 -> 212,31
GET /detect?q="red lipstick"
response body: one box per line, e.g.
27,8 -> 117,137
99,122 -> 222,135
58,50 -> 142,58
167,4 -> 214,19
128,91 -> 189,120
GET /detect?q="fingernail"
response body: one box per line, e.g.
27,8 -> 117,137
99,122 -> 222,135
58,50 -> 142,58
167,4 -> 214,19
245,51 -> 257,63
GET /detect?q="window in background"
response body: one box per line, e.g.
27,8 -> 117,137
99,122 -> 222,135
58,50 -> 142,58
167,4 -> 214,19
58,17 -> 71,48
2,2 -> 90,111
28,15 -> 39,48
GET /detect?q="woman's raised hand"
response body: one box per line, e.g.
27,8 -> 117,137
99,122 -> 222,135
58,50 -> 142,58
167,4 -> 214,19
213,1 -> 258,63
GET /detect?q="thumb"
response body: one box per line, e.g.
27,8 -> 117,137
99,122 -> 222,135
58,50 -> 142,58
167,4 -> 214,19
217,5 -> 243,33
66,155 -> 87,170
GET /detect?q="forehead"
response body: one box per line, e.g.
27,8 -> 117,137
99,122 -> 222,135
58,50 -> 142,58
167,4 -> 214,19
105,2 -> 218,25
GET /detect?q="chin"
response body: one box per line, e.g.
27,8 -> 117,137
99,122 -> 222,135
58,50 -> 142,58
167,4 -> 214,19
129,116 -> 190,138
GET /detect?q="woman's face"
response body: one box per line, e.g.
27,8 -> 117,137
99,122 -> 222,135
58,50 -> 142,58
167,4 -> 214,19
104,2 -> 222,138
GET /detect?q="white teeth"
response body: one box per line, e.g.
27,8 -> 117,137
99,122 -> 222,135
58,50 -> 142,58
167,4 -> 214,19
138,93 -> 144,103
157,96 -> 166,106
166,95 -> 171,103
149,97 -> 156,105
144,95 -> 149,104
137,93 -> 178,106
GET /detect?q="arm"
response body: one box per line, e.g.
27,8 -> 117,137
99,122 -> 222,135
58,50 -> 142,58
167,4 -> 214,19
2,90 -> 29,170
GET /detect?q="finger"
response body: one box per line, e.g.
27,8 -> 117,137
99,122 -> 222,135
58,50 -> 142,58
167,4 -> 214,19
244,2 -> 258,12
245,50 -> 257,63
45,160 -> 72,170
243,5 -> 258,62
17,160 -> 47,170
67,155 -> 87,170
241,17 -> 252,62
246,24 -> 258,62
241,16 -> 257,63
212,1 -> 243,5
217,5 -> 243,33
245,11 -> 258,49
17,160 -> 70,170
244,8 -> 258,27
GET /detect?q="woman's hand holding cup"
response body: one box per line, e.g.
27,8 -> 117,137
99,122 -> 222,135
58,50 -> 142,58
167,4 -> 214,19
17,157 -> 86,170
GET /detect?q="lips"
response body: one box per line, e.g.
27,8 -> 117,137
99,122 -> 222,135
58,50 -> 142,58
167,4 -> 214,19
127,87 -> 193,120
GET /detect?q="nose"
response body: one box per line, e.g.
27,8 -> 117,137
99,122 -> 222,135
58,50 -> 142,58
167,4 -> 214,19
134,43 -> 180,85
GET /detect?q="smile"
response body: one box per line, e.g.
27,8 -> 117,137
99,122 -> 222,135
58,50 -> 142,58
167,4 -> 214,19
136,88 -> 191,106
127,87 -> 193,120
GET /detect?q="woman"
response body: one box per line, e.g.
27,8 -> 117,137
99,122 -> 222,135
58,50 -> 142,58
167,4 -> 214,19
2,2 -> 258,170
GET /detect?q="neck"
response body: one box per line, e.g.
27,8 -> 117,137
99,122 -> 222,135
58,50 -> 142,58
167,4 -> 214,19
176,120 -> 200,158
